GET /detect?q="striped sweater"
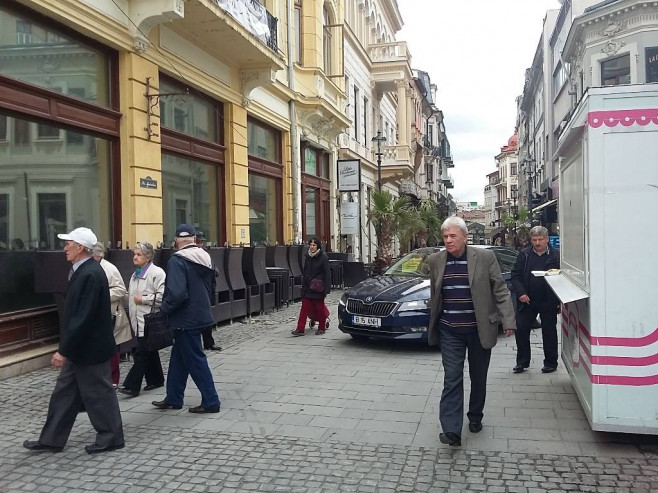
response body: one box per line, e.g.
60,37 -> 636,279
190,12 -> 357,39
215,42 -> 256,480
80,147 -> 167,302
440,251 -> 477,332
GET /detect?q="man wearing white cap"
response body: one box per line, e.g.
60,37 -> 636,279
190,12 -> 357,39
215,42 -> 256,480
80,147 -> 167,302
23,227 -> 125,454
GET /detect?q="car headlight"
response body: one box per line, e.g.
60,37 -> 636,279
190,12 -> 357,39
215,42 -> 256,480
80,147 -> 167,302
339,293 -> 348,306
397,299 -> 429,312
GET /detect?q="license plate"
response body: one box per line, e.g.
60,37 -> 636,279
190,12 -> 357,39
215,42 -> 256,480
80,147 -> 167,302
353,315 -> 381,327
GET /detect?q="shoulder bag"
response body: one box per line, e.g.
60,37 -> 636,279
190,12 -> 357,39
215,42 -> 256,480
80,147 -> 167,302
143,296 -> 173,351
309,278 -> 325,293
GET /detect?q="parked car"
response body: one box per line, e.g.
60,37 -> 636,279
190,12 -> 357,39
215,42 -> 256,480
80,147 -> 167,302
338,245 -> 518,342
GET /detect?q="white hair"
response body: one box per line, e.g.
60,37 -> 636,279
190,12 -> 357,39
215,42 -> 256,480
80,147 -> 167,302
529,226 -> 549,238
441,216 -> 468,235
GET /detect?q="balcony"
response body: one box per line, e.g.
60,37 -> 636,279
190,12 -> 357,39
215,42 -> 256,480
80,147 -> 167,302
167,0 -> 285,72
369,41 -> 413,92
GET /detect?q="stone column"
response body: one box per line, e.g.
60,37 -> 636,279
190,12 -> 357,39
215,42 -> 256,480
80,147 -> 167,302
224,102 -> 250,245
118,52 -> 162,247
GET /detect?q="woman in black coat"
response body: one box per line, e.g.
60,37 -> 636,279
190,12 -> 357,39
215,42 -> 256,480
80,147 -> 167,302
291,237 -> 331,336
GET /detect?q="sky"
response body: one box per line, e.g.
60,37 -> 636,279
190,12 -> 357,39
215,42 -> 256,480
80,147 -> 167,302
398,0 -> 562,203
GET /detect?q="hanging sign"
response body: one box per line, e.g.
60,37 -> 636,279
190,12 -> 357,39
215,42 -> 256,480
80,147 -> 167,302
337,159 -> 360,191
340,202 -> 359,235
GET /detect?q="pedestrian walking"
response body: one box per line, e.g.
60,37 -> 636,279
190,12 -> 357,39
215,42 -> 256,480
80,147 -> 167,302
291,237 -> 331,336
428,217 -> 515,446
152,224 -> 220,413
23,227 -> 124,454
92,242 -> 132,389
511,226 -> 560,374
120,242 -> 166,397
195,231 -> 222,352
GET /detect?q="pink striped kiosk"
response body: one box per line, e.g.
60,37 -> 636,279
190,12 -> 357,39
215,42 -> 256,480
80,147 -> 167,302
547,85 -> 658,434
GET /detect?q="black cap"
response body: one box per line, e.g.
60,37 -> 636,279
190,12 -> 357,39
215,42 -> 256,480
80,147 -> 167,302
175,224 -> 196,238
195,230 -> 206,241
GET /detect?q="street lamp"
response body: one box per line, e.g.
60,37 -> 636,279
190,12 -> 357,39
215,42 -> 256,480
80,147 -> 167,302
522,154 -> 536,219
372,130 -> 387,192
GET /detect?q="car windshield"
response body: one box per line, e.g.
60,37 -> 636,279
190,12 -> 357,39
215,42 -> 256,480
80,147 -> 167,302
385,251 -> 434,277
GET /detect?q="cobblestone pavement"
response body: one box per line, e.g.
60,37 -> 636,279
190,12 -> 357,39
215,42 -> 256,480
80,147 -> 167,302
1,291 -> 657,492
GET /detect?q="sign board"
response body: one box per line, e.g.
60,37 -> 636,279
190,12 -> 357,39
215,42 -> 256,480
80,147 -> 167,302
140,176 -> 158,189
549,235 -> 560,249
340,201 -> 359,235
337,159 -> 360,191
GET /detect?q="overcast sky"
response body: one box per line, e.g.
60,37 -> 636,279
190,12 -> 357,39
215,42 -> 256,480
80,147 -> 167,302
398,0 -> 562,203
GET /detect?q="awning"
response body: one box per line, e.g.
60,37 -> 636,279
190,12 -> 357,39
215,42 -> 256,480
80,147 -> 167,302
531,198 -> 558,214
488,227 -> 504,238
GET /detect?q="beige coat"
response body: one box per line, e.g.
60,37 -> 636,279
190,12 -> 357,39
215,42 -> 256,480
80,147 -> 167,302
99,258 -> 132,345
128,263 -> 166,338
428,246 -> 515,349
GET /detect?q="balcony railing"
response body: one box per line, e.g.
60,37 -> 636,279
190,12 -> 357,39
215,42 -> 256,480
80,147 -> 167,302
215,0 -> 278,52
369,41 -> 411,64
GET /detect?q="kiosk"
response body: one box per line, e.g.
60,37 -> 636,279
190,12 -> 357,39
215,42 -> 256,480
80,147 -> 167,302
547,85 -> 658,434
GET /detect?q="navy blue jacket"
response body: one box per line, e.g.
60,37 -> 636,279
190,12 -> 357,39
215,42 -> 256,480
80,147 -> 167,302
160,245 -> 215,330
60,257 -> 116,365
511,245 -> 560,306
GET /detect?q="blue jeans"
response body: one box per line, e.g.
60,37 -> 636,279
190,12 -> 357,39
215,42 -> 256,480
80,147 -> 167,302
439,326 -> 491,436
165,329 -> 220,409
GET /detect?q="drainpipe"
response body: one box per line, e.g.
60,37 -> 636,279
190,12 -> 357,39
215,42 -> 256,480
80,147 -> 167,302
287,0 -> 300,242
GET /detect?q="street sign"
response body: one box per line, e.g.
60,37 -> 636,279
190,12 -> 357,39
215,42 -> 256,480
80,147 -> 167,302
549,235 -> 560,249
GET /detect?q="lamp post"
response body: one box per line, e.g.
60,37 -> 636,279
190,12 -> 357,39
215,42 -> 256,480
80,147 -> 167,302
523,154 -> 536,220
372,130 -> 386,192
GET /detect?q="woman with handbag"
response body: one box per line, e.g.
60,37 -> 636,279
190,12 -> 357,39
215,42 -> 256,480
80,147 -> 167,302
119,242 -> 166,397
92,243 -> 132,388
291,237 -> 331,336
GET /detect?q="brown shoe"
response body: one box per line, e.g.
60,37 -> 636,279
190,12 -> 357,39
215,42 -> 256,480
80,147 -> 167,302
189,404 -> 220,413
290,329 -> 305,336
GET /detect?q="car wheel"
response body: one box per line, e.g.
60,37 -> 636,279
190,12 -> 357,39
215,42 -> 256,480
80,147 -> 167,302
350,334 -> 369,341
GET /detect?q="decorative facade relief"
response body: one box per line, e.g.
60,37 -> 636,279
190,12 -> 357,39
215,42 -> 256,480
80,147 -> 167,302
241,68 -> 277,106
130,0 -> 184,53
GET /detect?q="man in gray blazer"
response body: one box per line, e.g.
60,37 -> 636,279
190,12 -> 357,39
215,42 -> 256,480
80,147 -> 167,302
428,217 -> 515,446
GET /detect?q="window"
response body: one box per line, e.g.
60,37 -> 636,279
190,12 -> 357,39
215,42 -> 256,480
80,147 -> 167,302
304,147 -> 317,175
601,54 -> 631,86
248,119 -> 280,162
323,6 -> 332,74
294,1 -> 302,64
552,62 -> 568,97
249,174 -> 280,245
305,188 -> 317,238
0,115 -> 6,141
1,7 -> 111,106
363,96 -> 368,144
162,155 -> 220,245
13,119 -> 30,147
37,123 -> 60,140
511,164 -> 517,176
159,77 -> 219,143
353,86 -> 359,142
646,47 -> 658,83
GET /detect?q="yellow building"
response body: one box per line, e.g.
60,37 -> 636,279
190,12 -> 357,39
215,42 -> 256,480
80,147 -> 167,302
0,0 -> 348,364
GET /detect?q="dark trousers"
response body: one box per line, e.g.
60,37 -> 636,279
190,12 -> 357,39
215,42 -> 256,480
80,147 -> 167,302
515,303 -> 558,368
39,360 -> 124,448
166,329 -> 220,409
201,326 -> 216,349
439,326 -> 492,436
109,349 -> 120,386
122,337 -> 164,392
296,297 -> 329,331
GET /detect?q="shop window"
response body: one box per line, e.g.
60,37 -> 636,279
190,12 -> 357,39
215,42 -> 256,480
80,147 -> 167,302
249,174 -> 280,245
305,187 -> 317,238
601,54 -> 630,86
159,78 -> 219,143
646,47 -> 658,83
304,147 -> 317,175
1,6 -> 111,106
162,154 -> 220,246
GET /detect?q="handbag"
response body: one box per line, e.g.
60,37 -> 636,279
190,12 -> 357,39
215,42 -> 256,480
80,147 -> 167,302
309,278 -> 325,293
143,296 -> 173,351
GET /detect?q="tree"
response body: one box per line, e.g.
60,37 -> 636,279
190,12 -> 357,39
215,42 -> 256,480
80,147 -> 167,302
368,190 -> 413,274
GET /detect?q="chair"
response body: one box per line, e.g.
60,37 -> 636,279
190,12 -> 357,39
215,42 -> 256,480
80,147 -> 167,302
208,248 -> 232,324
287,245 -> 303,300
242,246 -> 275,313
224,247 -> 248,320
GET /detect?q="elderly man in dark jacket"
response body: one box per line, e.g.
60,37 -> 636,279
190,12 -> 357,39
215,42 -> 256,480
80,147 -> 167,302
291,237 -> 331,336
511,226 -> 561,374
152,224 -> 220,413
24,227 -> 124,454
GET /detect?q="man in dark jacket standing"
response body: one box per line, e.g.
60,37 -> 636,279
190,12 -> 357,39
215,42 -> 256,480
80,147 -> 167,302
511,226 -> 561,374
24,227 -> 124,454
152,224 -> 220,413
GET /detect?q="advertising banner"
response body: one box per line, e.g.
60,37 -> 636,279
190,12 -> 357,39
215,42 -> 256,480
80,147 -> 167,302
340,202 -> 359,235
337,159 -> 360,191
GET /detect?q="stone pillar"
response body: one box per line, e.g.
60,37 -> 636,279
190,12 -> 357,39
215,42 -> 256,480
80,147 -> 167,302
396,80 -> 407,146
118,52 -> 163,247
224,102 -> 250,245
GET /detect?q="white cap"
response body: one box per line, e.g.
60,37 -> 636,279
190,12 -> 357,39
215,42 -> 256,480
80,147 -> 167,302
57,227 -> 98,249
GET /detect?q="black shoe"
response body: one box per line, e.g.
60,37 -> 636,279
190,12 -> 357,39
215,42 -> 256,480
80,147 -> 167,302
513,365 -> 528,373
23,440 -> 63,452
469,422 -> 483,433
152,400 -> 182,410
119,388 -> 139,397
439,432 -> 461,446
143,383 -> 164,392
188,404 -> 220,414
204,345 -> 223,351
85,442 -> 125,454
541,366 -> 557,373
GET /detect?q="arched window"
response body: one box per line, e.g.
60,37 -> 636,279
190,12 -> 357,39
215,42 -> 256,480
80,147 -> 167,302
323,5 -> 332,74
